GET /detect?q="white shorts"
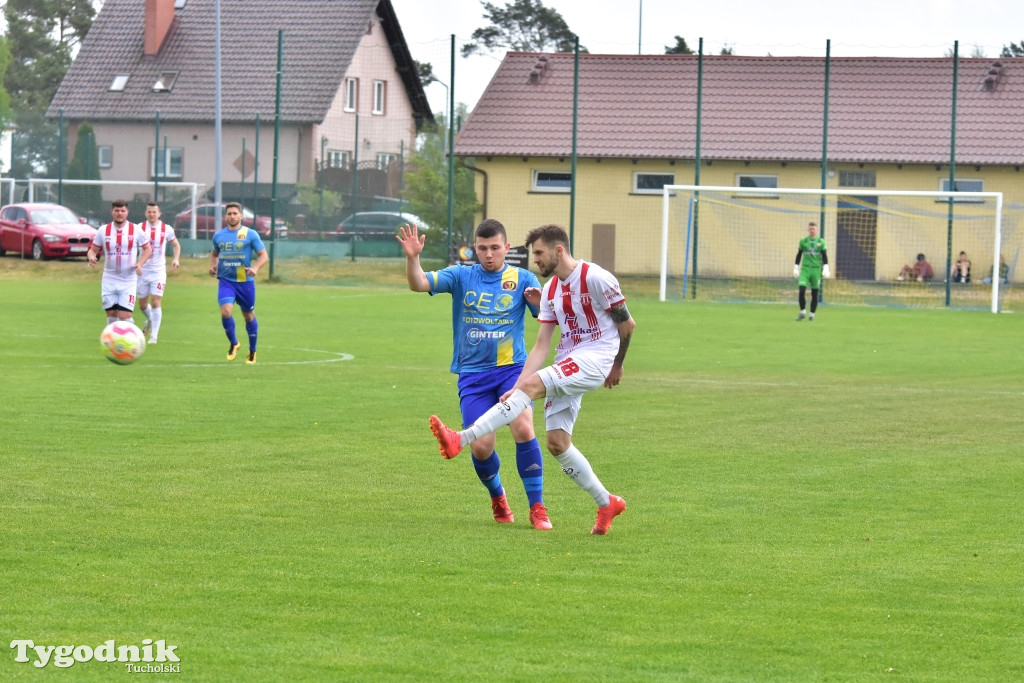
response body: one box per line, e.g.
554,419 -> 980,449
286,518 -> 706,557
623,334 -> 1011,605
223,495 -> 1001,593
537,351 -> 610,435
137,272 -> 167,299
101,274 -> 139,311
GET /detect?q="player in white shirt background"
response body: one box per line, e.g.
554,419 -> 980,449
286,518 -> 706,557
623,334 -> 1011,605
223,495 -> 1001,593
87,199 -> 152,326
431,223 -> 636,536
136,202 -> 180,344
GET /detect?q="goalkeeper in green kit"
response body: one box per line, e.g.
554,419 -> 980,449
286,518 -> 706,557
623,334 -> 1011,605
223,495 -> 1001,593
794,221 -> 829,321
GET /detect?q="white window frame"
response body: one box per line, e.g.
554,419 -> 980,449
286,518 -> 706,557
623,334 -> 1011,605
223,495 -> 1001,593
532,170 -> 572,193
633,172 -> 675,195
98,145 -> 113,169
376,152 -> 398,170
939,178 -> 985,203
735,173 -> 779,198
152,71 -> 178,92
150,147 -> 183,179
372,80 -> 386,115
344,78 -> 358,112
327,150 -> 349,169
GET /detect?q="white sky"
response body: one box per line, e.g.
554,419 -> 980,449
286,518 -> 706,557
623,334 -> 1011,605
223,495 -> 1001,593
389,0 -> 1024,117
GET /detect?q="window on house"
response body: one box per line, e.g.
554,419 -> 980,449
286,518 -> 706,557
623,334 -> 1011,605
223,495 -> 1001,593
152,71 -> 178,92
327,150 -> 349,169
377,153 -> 398,170
109,74 -> 130,92
150,147 -> 183,179
939,178 -> 985,203
839,170 -> 876,187
344,78 -> 358,112
634,172 -> 675,194
98,145 -> 113,169
373,80 -> 386,115
532,170 -> 572,192
736,173 -> 779,198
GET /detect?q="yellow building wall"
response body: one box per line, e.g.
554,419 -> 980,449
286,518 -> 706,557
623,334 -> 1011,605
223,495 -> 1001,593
467,156 -> 1023,281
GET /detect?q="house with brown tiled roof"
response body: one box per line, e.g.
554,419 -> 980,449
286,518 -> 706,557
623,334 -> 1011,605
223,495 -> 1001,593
47,0 -> 431,218
454,53 -> 1024,277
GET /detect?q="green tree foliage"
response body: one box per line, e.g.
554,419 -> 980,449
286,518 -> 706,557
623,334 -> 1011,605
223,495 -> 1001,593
0,37 -> 12,129
1000,41 -> 1024,57
293,182 -> 343,231
63,122 -> 102,217
402,107 -> 481,260
461,0 -> 585,57
414,59 -> 438,87
664,36 -> 693,54
3,0 -> 96,176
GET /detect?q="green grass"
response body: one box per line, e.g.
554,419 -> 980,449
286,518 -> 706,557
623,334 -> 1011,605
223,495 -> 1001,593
1,257 -> 1023,681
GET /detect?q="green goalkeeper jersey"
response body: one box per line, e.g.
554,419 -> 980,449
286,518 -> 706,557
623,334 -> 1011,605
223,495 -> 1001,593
797,236 -> 827,271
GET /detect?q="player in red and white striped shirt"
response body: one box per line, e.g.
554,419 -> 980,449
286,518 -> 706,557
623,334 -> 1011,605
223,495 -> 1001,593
87,199 -> 152,327
431,224 -> 636,535
137,202 -> 180,344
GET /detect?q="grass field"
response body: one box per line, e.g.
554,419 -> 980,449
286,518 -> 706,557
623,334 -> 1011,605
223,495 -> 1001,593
1,256 -> 1022,681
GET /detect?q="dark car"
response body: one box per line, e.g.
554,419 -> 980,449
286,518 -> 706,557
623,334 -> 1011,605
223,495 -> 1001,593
336,211 -> 428,235
173,203 -> 288,239
0,203 -> 98,260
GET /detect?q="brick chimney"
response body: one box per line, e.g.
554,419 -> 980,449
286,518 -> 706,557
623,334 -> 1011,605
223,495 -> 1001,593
144,0 -> 175,56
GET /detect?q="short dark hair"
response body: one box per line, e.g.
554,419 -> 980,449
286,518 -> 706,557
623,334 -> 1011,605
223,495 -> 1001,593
111,199 -> 128,208
475,218 -> 506,241
225,202 -> 242,213
525,224 -> 569,250
916,253 -> 926,261
147,202 -> 160,208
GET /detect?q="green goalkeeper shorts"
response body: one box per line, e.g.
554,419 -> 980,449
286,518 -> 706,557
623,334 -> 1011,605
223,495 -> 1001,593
799,269 -> 822,289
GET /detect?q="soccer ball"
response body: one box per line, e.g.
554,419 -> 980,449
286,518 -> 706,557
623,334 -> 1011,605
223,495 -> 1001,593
100,321 -> 147,365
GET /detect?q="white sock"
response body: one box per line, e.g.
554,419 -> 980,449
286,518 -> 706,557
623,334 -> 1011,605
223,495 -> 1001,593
106,315 -> 116,325
555,444 -> 610,507
142,305 -> 152,321
461,389 -> 532,446
151,307 -> 163,336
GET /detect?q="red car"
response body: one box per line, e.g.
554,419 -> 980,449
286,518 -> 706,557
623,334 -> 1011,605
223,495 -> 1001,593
0,203 -> 98,260
173,203 -> 287,239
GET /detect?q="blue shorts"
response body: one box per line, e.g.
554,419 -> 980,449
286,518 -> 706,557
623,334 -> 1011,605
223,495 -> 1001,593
217,279 -> 256,312
457,365 -> 526,428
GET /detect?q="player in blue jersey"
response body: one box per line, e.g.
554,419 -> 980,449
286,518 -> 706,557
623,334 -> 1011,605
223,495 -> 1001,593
208,202 -> 268,364
397,218 -> 551,530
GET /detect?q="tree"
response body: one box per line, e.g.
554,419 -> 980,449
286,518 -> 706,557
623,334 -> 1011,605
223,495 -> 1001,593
414,59 -> 438,88
63,121 -> 102,217
3,0 -> 96,176
403,106 -> 481,260
0,37 -> 12,129
1001,41 -> 1024,57
461,0 -> 585,57
664,36 -> 693,55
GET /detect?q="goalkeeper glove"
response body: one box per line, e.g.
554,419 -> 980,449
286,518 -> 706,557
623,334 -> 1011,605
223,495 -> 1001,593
823,264 -> 831,278
793,264 -> 800,278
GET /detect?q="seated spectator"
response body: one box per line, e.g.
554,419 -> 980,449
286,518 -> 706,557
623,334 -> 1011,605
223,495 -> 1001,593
982,254 -> 1010,285
898,253 -> 934,282
951,251 -> 971,283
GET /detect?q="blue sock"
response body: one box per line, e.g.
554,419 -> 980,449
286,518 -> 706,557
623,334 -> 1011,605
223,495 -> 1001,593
516,439 -> 545,507
472,451 -> 504,498
222,317 -> 237,345
245,317 -> 258,351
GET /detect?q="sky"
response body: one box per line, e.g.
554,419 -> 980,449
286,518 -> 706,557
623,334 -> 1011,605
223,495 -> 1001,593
389,0 -> 1024,117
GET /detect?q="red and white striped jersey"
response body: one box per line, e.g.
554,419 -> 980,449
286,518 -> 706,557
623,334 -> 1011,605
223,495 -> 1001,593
538,260 -> 626,365
91,222 -> 151,277
139,221 -> 177,272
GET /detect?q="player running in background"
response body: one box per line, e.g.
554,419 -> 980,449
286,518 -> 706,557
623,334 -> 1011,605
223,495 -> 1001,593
398,219 -> 551,530
794,221 -> 830,321
429,224 -> 636,536
137,202 -> 180,344
87,199 -> 152,326
209,202 -> 267,364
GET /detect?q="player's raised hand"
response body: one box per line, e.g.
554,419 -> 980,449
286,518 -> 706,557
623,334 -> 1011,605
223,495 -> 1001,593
523,286 -> 541,307
396,224 -> 425,257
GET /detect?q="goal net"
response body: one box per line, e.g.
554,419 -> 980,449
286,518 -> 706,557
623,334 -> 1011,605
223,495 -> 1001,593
660,185 -> 1021,313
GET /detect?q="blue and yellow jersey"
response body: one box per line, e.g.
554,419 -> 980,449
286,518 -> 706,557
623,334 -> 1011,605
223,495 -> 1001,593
427,263 -> 540,374
212,226 -> 265,282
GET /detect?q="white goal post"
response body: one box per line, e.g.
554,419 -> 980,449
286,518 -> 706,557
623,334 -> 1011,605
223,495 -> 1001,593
661,184 -> 1008,313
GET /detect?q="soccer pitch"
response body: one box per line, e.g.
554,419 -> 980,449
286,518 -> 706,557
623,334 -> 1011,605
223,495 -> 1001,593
1,260 -> 1022,680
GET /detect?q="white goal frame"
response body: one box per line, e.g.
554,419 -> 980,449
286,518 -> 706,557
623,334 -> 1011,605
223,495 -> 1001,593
661,184 -> 1004,313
